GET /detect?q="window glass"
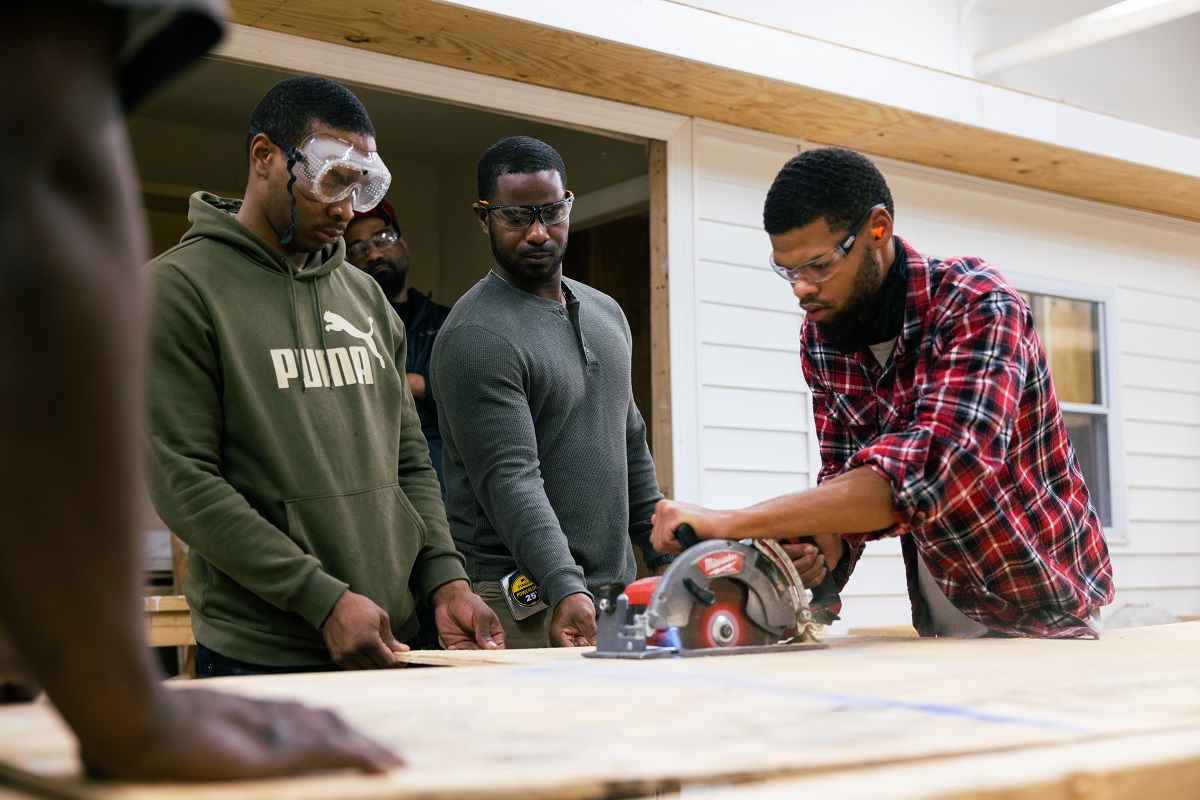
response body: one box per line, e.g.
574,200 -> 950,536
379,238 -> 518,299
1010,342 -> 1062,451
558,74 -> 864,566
1023,294 -> 1101,404
1062,412 -> 1112,528
1021,291 -> 1111,528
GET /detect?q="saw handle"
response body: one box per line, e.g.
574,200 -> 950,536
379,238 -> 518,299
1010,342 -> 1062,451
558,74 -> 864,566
674,523 -> 701,549
796,535 -> 842,619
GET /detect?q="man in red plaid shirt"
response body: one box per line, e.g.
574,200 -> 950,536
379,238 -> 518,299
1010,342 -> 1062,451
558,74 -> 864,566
651,147 -> 1113,638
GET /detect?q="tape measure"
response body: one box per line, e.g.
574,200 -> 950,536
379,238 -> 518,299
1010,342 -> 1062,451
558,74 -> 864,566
500,569 -> 549,620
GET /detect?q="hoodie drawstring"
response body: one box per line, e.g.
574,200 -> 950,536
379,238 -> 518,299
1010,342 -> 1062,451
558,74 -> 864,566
313,280 -> 334,391
287,273 -> 307,393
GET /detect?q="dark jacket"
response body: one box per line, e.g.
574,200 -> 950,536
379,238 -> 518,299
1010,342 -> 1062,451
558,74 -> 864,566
397,288 -> 451,442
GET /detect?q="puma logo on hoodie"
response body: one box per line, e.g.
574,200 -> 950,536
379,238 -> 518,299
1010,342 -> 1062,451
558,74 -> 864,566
322,311 -> 386,368
269,311 -> 387,390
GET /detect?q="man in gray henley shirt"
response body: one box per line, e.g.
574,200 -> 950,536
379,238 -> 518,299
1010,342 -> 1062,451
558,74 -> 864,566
431,136 -> 674,648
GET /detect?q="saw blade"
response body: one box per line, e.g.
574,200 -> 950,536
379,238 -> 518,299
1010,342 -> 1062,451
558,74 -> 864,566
677,578 -> 776,649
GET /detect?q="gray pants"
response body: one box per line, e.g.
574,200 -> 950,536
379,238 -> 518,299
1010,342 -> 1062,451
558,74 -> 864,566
473,580 -> 552,649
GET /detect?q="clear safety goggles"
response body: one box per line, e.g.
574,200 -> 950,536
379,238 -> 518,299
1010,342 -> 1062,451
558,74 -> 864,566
267,131 -> 392,212
478,191 -> 574,229
769,203 -> 885,284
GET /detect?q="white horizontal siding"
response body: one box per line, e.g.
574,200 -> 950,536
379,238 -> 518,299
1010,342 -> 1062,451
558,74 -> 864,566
698,179 -> 772,229
699,470 -> 810,510
1116,285 -> 1200,574
1109,554 -> 1200,588
1122,321 -> 1200,360
694,129 -> 798,189
696,220 -> 772,271
685,121 -> 1200,631
826,543 -> 913,634
1125,455 -> 1200,491
700,428 -> 807,473
1118,286 -> 1200,328
1121,354 -> 1200,394
698,304 -> 801,351
700,386 -> 807,433
1104,588 -> 1200,621
693,128 -> 811,512
822,595 -> 914,631
1124,421 -> 1200,459
837,551 -> 910,598
1127,487 -> 1200,523
1119,522 -> 1200,554
697,260 -> 796,316
698,343 -> 805,393
1122,387 -> 1200,427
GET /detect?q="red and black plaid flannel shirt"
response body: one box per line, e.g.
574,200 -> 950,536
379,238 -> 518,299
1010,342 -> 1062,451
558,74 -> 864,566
806,237 -> 1114,638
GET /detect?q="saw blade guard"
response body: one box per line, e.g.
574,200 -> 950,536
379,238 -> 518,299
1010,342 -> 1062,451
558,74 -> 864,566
645,539 -> 808,641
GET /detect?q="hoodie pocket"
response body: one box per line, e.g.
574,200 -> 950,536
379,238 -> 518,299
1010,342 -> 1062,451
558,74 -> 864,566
283,484 -> 428,632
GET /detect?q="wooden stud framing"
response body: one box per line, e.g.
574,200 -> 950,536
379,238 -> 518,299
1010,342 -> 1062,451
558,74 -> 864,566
648,140 -> 673,499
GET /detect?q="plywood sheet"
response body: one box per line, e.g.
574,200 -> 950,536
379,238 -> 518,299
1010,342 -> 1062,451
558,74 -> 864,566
0,623 -> 1197,799
662,728 -> 1200,800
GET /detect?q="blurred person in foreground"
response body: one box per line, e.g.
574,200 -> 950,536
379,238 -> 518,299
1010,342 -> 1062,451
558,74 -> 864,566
0,1 -> 401,780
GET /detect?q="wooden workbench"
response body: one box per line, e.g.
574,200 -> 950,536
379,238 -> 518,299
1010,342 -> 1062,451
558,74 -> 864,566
1,622 -> 1197,799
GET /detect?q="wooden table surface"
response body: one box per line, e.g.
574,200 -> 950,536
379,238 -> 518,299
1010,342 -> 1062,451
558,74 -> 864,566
1,622 -> 1198,800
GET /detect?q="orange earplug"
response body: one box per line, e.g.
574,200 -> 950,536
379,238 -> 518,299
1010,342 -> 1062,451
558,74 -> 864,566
872,226 -> 886,240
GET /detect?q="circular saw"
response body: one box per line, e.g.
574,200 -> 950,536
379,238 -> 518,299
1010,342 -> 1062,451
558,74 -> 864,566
585,527 -> 829,659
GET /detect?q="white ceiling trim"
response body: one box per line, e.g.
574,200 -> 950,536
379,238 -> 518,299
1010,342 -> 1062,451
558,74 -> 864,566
571,175 -> 650,229
975,0 -> 1200,77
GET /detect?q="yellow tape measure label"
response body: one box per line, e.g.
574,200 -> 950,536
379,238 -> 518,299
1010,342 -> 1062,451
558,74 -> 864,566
501,569 -> 549,620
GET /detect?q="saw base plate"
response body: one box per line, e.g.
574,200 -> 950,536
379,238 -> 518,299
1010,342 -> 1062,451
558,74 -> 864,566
584,640 -> 829,659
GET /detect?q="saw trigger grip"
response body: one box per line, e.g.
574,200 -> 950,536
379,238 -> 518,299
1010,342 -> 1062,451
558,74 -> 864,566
796,536 -> 843,622
674,523 -> 701,549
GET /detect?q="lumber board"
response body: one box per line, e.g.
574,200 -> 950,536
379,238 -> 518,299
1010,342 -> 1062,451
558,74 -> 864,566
648,138 -> 673,499
0,623 -> 1196,799
142,595 -> 195,648
224,0 -> 1200,223
846,625 -> 920,638
655,728 -> 1200,800
394,647 -> 583,668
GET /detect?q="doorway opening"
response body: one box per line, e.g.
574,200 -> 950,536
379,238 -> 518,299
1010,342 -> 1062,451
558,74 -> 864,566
128,57 -> 673,580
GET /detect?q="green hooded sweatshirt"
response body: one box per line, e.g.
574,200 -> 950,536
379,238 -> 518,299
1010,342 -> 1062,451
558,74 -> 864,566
146,193 -> 466,666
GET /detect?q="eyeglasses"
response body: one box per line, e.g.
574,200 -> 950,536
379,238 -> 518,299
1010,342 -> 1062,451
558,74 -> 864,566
345,228 -> 399,261
478,191 -> 574,229
769,203 -> 886,284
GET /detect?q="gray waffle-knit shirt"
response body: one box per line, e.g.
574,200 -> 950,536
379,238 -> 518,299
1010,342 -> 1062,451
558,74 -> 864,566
431,272 -> 670,609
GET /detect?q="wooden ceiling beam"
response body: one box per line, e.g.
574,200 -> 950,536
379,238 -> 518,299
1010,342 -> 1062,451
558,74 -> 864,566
229,0 -> 1200,223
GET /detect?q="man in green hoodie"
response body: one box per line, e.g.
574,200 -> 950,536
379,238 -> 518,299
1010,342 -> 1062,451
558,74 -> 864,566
146,75 -> 504,676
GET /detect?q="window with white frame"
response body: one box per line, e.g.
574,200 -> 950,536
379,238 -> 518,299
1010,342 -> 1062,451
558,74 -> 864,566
1014,280 -> 1121,532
